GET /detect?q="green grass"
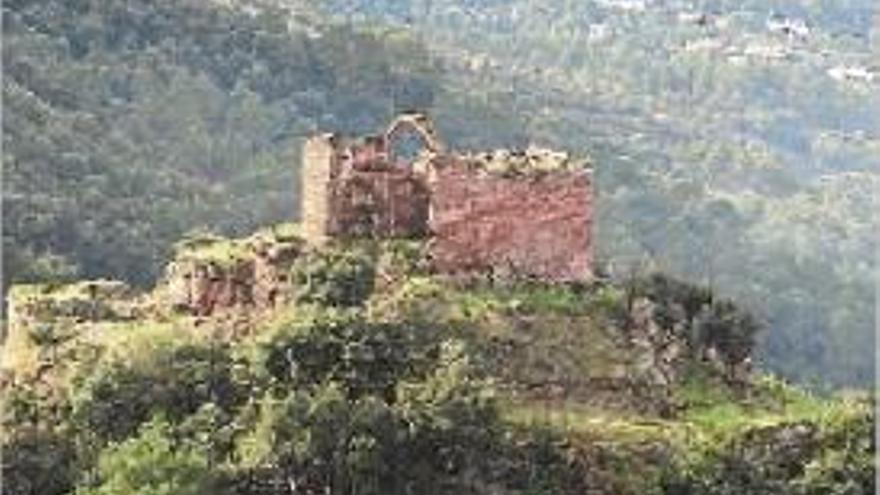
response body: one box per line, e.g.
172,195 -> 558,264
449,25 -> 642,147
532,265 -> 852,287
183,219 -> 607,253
502,370 -> 868,454
671,369 -> 864,453
261,222 -> 303,242
458,283 -> 590,317
176,238 -> 251,267
504,400 -> 686,444
171,223 -> 308,271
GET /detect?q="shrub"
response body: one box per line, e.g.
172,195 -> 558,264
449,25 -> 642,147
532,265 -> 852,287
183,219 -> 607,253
292,245 -> 377,307
693,300 -> 760,368
257,314 -> 442,401
76,416 -> 224,495
70,340 -> 241,445
1,430 -> 77,495
635,274 -> 761,366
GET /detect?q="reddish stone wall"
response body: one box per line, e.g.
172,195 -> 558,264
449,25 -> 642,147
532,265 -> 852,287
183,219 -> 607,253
428,160 -> 593,281
164,239 -> 302,317
327,168 -> 429,238
301,115 -> 595,281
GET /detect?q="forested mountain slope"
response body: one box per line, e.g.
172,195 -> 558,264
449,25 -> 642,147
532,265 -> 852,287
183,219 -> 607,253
317,0 -> 880,388
2,0 -> 445,285
2,0 -> 877,388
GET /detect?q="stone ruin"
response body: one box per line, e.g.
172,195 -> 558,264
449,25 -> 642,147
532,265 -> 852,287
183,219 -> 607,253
157,227 -> 305,318
301,113 -> 595,281
0,114 -> 596,373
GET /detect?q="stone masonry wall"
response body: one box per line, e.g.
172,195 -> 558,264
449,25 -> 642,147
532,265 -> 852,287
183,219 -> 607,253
427,158 -> 593,281
328,168 -> 429,238
301,134 -> 337,242
300,114 -> 595,282
163,235 -> 302,317
301,131 -> 429,241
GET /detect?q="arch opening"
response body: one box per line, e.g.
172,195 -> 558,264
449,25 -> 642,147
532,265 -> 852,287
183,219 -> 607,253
384,113 -> 442,166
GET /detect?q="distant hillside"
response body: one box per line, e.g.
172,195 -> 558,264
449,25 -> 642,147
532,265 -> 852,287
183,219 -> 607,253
315,0 -> 880,388
1,0 -> 447,286
1,225 -> 873,494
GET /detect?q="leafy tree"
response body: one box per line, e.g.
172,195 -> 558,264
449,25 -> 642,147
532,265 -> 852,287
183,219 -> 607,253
292,245 -> 378,307
76,416 -> 224,495
70,340 -> 241,445
1,430 -> 77,495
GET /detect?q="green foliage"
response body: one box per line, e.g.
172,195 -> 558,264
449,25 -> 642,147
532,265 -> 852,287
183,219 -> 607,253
1,268 -> 873,494
636,274 -> 761,366
4,250 -> 79,284
173,231 -> 252,268
316,0 -> 877,388
70,339 -> 241,445
10,281 -> 128,323
237,332 -> 573,494
661,385 -> 875,495
796,408 -> 876,495
587,284 -> 629,320
2,0 -> 443,288
1,430 -> 77,495
3,0 -> 874,388
256,311 -> 443,400
1,0 -> 876,490
660,410 -> 876,495
693,301 -> 760,367
3,292 -> 613,494
76,416 -> 223,495
292,244 -> 378,307
504,283 -> 588,316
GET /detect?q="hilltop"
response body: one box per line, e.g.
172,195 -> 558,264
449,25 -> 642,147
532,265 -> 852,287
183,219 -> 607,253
3,0 -> 877,389
2,225 -> 872,494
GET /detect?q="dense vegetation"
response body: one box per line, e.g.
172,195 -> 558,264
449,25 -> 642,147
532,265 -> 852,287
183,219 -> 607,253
2,232 -> 874,494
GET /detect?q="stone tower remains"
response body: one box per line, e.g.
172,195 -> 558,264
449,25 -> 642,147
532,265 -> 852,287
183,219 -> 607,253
301,113 -> 594,281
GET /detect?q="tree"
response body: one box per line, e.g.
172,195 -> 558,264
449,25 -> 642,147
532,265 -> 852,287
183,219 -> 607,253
76,416 -> 223,495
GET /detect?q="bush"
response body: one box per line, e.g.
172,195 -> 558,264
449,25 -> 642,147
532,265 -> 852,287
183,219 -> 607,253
693,300 -> 760,368
70,340 -> 241,445
257,313 -> 442,401
76,416 -> 224,495
660,407 -> 875,495
1,430 -> 77,495
635,274 -> 761,366
292,245 -> 377,307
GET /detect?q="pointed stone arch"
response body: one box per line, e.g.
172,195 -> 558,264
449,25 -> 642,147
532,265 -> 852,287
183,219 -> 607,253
383,112 -> 443,165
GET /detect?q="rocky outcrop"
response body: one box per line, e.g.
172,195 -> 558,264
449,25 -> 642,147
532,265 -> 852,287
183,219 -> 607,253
627,297 -> 689,389
161,227 -> 304,317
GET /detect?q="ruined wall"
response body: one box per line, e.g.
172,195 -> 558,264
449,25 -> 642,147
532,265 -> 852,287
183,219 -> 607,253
300,114 -> 595,282
328,169 -> 429,238
301,134 -> 337,242
164,259 -> 256,316
163,232 -> 303,317
427,158 -> 593,281
302,127 -> 430,241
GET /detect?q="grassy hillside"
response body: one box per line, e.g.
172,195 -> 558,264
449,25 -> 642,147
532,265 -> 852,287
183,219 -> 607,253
1,226 -> 874,494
